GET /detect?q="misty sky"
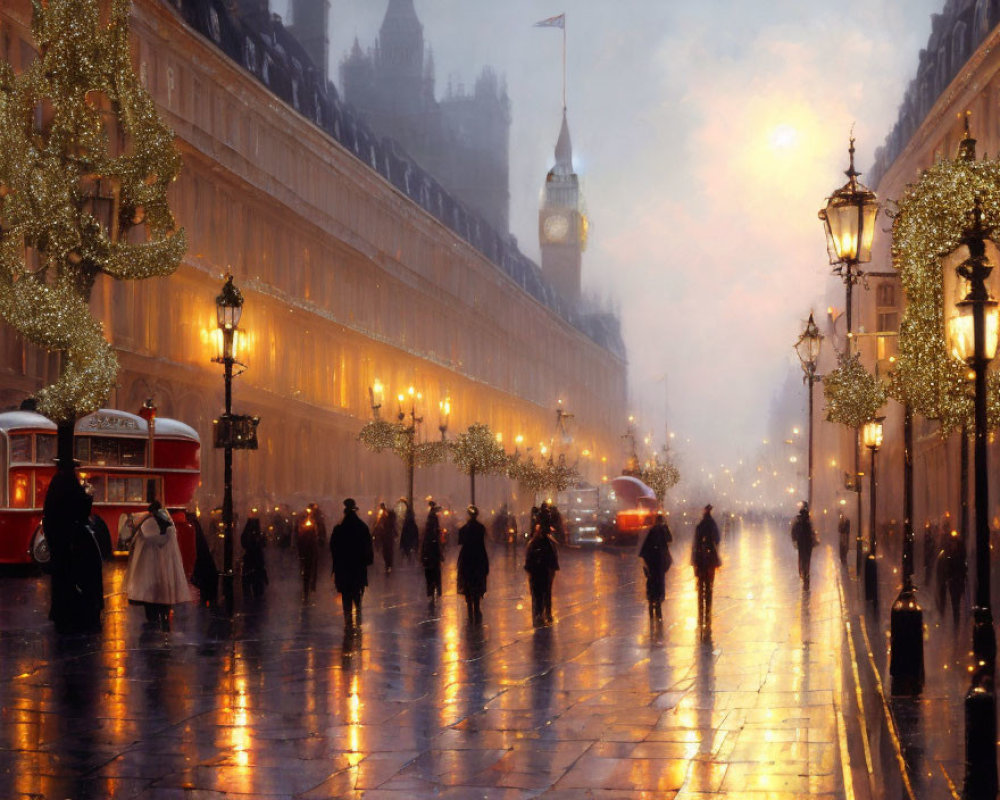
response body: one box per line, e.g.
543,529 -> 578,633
272,0 -> 940,478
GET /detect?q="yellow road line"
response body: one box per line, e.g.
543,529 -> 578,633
858,615 -> 917,800
836,574 -> 877,797
829,549 -> 857,800
940,762 -> 962,799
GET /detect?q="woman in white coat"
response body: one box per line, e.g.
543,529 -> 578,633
124,500 -> 190,630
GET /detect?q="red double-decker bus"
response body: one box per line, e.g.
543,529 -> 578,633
0,408 -> 201,571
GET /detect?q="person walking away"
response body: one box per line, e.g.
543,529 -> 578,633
923,518 -> 939,585
421,501 -> 444,605
838,513 -> 851,564
457,505 -> 490,624
791,503 -> 817,590
124,500 -> 190,631
187,509 -> 218,605
330,498 -> 374,629
937,528 -> 967,626
297,506 -> 319,601
639,512 -> 673,621
692,504 -> 722,640
373,502 -> 396,574
524,523 -> 559,626
240,508 -> 268,599
399,501 -> 419,562
309,502 -> 328,547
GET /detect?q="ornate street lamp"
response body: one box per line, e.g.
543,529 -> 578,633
398,387 -> 423,512
943,198 -> 999,799
860,417 -> 883,602
820,137 -> 879,577
794,313 -> 823,510
212,274 -> 259,615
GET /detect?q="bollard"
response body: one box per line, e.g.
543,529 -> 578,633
964,668 -> 998,800
889,587 -> 924,696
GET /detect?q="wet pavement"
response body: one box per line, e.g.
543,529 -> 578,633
839,532 -> 1000,800
0,522 -> 863,799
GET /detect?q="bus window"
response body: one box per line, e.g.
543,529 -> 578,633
88,474 -> 106,502
74,436 -> 91,464
34,472 -> 51,507
107,477 -> 125,502
121,440 -> 145,467
10,434 -> 31,464
10,471 -> 30,508
36,434 -> 56,464
92,437 -> 118,466
125,477 -> 144,503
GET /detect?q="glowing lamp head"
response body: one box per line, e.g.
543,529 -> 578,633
861,418 -> 884,451
215,274 -> 244,331
370,380 -> 384,410
946,299 -> 1000,364
820,138 -> 878,264
795,312 -> 823,371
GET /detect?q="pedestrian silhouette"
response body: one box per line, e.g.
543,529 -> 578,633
692,504 -> 721,641
639,512 -> 672,621
421,501 -> 444,606
457,505 -> 490,624
791,502 -> 817,591
330,498 -> 374,630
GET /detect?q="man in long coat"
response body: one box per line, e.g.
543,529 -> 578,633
330,498 -> 374,629
791,503 -> 816,590
692,504 -> 721,639
457,505 -> 489,624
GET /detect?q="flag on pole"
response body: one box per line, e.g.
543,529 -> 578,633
534,13 -> 565,29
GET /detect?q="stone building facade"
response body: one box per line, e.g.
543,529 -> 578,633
0,0 -> 628,518
813,0 -> 1000,542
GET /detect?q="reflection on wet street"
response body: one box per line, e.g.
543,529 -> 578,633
0,523 -> 852,798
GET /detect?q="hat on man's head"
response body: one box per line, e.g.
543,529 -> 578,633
467,505 -> 479,517
344,498 -> 358,512
704,504 -> 713,512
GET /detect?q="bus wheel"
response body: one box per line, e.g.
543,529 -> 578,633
30,525 -> 51,565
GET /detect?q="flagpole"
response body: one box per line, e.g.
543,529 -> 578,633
562,16 -> 567,111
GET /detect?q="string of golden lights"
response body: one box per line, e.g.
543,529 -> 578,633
0,0 -> 185,423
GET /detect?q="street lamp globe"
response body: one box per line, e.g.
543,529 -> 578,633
861,418 -> 884,451
946,296 -> 1000,364
795,312 -> 823,372
216,274 -> 244,331
819,138 -> 879,265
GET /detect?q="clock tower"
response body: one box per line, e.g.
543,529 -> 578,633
539,111 -> 587,302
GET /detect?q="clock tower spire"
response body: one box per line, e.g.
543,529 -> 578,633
539,110 -> 586,302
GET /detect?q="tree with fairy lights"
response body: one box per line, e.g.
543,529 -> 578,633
449,423 -> 508,506
641,449 -> 680,506
0,0 -> 185,464
357,419 -> 448,510
0,0 -> 185,632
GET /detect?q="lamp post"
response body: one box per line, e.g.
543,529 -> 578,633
215,275 -> 243,616
943,198 -> 999,799
860,417 -> 883,602
794,313 -> 823,510
398,387 -> 423,512
820,137 -> 879,577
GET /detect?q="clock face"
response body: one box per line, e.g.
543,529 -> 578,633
543,213 -> 570,243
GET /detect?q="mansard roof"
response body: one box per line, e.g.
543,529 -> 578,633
159,0 -> 623,360
870,0 -> 996,186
